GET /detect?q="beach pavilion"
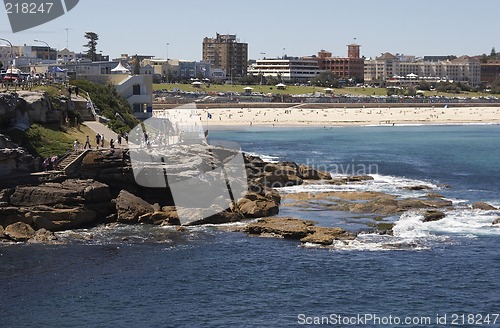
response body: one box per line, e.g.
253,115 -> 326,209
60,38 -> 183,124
243,86 -> 253,94
191,81 -> 203,88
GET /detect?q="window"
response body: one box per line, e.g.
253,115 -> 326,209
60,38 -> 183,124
133,84 -> 141,95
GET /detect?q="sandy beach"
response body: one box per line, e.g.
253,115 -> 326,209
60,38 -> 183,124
154,105 -> 500,128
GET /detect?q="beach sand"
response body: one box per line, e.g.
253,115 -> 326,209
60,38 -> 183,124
153,105 -> 500,128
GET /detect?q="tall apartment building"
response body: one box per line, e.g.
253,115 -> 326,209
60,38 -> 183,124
364,53 -> 481,86
202,33 -> 248,78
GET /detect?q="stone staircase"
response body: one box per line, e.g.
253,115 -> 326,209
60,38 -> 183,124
73,98 -> 95,122
54,151 -> 84,171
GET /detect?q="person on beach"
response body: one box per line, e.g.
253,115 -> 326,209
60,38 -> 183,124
84,135 -> 91,149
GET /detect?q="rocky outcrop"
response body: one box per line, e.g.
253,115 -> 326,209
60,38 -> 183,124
237,192 -> 279,218
245,156 -> 331,188
472,202 -> 498,211
493,218 -> 500,225
0,91 -> 64,131
283,191 -> 453,216
300,227 -> 355,245
0,134 -> 35,175
4,222 -> 36,241
28,228 -> 58,244
245,217 -> 355,245
115,190 -> 154,224
423,210 -> 447,222
1,179 -> 113,231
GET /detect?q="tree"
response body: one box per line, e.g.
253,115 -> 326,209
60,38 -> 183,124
491,47 -> 497,57
83,32 -> 99,61
311,72 -> 339,87
132,54 -> 140,75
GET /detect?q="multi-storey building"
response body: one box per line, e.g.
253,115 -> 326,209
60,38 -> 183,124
364,53 -> 481,86
248,58 -> 320,82
480,60 -> 500,84
143,58 -> 213,81
202,33 -> 248,78
315,44 -> 364,82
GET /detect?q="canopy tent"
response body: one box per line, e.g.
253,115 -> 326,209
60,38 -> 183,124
275,83 -> 286,90
111,62 -> 130,74
323,87 -> 334,94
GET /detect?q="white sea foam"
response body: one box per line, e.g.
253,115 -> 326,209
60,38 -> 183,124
304,206 -> 500,252
245,152 -> 280,163
280,173 -> 439,197
422,209 -> 500,236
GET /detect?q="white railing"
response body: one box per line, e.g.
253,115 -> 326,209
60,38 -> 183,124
84,91 -> 99,121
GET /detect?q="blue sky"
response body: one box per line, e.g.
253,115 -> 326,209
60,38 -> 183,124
1,0 -> 499,60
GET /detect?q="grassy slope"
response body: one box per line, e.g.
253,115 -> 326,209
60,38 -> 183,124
7,124 -> 95,158
154,83 -> 490,98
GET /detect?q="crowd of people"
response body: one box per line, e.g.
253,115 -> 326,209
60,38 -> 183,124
73,132 -> 129,152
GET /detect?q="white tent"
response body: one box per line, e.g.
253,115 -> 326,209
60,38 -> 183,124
111,62 -> 130,74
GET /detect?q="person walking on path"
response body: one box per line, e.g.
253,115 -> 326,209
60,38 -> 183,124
95,133 -> 101,149
101,134 -> 105,148
84,135 -> 92,149
117,133 -> 122,146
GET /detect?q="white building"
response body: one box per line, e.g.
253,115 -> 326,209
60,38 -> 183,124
365,53 -> 481,86
248,58 -> 321,82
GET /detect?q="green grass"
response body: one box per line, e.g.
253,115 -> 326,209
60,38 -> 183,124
154,83 -> 489,98
6,124 -> 95,158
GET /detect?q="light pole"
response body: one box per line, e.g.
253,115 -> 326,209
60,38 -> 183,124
0,38 -> 13,68
166,42 -> 169,60
34,39 -> 50,62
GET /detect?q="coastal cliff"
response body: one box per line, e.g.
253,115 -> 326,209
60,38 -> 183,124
1,143 -> 334,243
0,91 -> 67,131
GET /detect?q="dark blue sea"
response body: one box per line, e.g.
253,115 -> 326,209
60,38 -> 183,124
2,125 -> 500,327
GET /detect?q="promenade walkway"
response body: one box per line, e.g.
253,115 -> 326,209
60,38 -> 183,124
82,121 -> 125,148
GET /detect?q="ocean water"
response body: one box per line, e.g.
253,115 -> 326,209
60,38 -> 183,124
1,125 -> 500,327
